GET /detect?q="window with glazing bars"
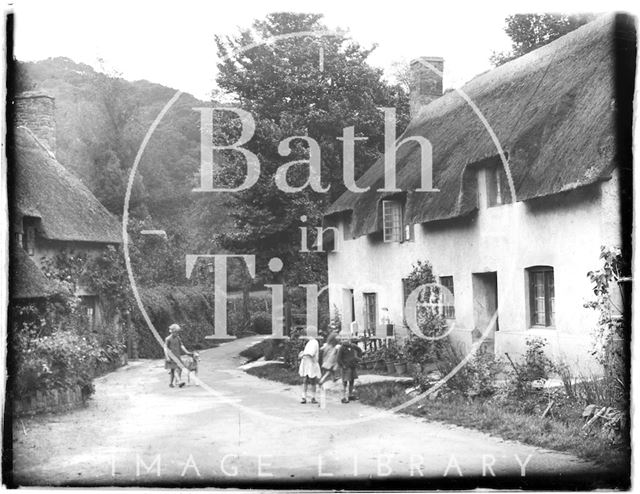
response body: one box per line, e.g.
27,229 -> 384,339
439,276 -> 455,319
527,267 -> 555,327
382,200 -> 403,242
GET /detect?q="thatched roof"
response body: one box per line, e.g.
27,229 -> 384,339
12,126 -> 122,243
10,246 -> 67,299
325,15 -> 619,238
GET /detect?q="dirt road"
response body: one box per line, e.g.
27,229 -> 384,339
9,336 -> 611,488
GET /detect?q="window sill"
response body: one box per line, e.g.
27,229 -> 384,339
528,325 -> 556,330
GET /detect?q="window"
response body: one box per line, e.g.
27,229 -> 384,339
80,297 -> 97,331
527,267 -> 555,327
382,200 -> 403,242
363,293 -> 378,337
23,226 -> 35,256
382,200 -> 414,243
439,276 -> 455,319
404,223 -> 415,242
486,166 -> 505,207
22,217 -> 39,256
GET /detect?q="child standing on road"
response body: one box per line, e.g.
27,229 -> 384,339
318,333 -> 340,387
164,324 -> 194,388
337,338 -> 363,403
298,330 -> 321,404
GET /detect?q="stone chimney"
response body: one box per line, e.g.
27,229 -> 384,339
14,91 -> 56,155
409,56 -> 444,118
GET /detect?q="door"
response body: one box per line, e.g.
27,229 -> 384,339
342,288 -> 356,326
363,293 -> 377,337
472,272 -> 498,353
350,289 -> 355,323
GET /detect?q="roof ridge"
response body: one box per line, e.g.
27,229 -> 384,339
324,13 -> 620,237
409,14 -> 615,127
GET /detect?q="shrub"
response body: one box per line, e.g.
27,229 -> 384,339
403,260 -> 436,295
329,305 -> 342,333
245,363 -> 299,385
584,246 -> 628,404
239,339 -> 284,362
403,336 -> 444,366
239,340 -> 267,362
521,337 -> 555,381
559,367 -> 625,409
503,337 -> 554,397
251,311 -> 272,334
14,329 -> 100,398
9,286 -> 109,402
283,337 -> 306,371
132,285 -> 220,358
429,341 -> 503,398
263,339 -> 285,360
363,347 -> 385,362
380,342 -> 403,362
402,259 -> 449,361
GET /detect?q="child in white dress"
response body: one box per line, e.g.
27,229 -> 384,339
298,333 -> 321,404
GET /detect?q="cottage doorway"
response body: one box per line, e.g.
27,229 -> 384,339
363,292 -> 377,337
471,272 -> 498,353
341,288 -> 356,325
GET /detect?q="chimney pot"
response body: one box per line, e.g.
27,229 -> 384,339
14,91 -> 56,155
409,56 -> 444,118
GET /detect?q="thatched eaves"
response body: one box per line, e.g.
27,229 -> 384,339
13,126 -> 122,243
10,246 -> 68,299
325,15 -> 619,238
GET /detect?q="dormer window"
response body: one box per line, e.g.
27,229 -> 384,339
486,165 -> 505,207
22,217 -> 37,256
382,200 -> 403,242
382,199 -> 415,243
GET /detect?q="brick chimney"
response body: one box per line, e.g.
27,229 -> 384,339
14,91 -> 56,155
409,56 -> 444,118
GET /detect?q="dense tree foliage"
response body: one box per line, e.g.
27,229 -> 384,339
209,12 -> 409,286
18,13 -> 410,291
17,58 -> 230,287
18,57 -> 213,224
491,14 -> 595,66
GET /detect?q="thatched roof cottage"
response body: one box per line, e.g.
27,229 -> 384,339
10,92 -> 121,326
323,14 -> 632,369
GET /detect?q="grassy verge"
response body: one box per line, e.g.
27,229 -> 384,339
358,382 -> 628,472
244,363 -> 300,385
243,363 -> 628,472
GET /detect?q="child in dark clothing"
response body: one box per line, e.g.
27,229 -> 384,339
337,339 -> 363,403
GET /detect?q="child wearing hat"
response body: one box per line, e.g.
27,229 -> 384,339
337,338 -> 363,403
164,323 -> 194,388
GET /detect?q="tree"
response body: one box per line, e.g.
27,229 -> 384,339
13,61 -> 35,93
208,12 -> 409,287
491,14 -> 595,66
584,246 -> 629,405
87,64 -> 148,217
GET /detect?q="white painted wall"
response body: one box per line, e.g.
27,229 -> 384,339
328,172 -> 621,372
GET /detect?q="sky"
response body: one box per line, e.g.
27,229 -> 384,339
11,0 -> 633,101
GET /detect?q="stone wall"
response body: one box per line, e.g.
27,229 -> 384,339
12,385 -> 86,417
